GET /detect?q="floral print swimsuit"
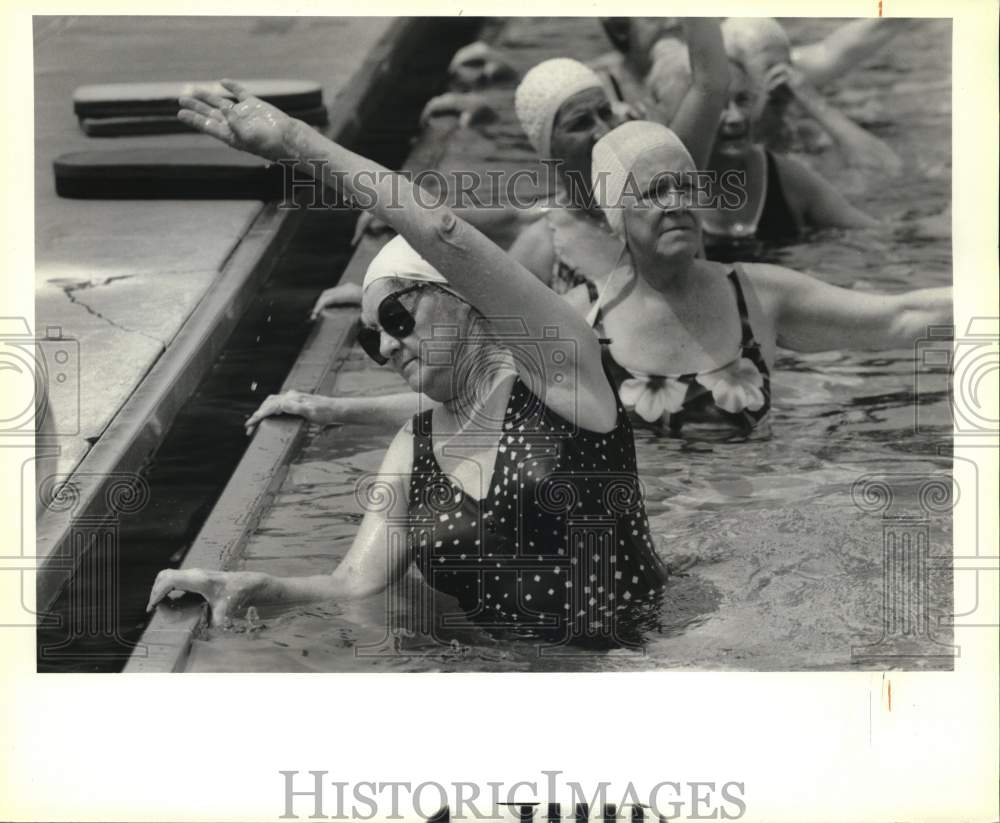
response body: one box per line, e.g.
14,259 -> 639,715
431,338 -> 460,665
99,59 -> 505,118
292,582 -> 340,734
591,268 -> 772,435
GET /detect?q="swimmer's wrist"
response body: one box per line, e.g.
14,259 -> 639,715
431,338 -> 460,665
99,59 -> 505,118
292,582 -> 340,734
280,117 -> 313,160
310,396 -> 347,426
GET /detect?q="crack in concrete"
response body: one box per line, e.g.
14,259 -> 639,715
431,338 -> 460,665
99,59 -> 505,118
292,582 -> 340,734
51,276 -> 166,348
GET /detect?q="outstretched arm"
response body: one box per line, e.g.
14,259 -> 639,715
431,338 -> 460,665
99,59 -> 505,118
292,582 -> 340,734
774,153 -> 879,230
792,19 -> 919,88
765,63 -> 903,177
667,18 -> 729,169
147,423 -> 416,625
179,81 -> 615,431
746,263 -> 952,352
243,390 -> 429,435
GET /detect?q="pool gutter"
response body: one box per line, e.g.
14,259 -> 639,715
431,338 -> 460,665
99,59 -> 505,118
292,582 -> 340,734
123,66 -> 463,672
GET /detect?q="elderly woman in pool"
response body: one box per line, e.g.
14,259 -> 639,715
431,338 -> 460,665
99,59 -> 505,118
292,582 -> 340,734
571,120 -> 949,433
645,43 -> 878,259
313,20 -> 729,313
258,121 -> 950,438
147,81 -> 667,639
710,17 -> 907,175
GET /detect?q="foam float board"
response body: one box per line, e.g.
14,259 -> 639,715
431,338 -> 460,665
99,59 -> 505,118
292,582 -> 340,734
79,104 -> 328,136
53,146 -> 287,199
73,78 -> 322,118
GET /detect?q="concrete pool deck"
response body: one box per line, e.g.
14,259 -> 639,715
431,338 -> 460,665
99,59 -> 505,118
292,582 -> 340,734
34,16 -> 413,480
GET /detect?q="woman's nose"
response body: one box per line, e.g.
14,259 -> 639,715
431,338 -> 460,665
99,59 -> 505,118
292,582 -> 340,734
593,117 -> 612,142
379,331 -> 402,361
721,101 -> 743,126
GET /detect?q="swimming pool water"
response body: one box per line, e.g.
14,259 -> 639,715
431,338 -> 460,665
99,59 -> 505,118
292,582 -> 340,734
183,18 -> 955,672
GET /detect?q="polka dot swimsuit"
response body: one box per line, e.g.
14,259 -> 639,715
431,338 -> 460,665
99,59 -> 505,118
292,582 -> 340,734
407,368 -> 668,645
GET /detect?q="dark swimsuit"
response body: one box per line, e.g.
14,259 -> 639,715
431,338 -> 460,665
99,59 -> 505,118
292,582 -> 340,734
703,150 -> 798,263
591,268 -> 772,435
406,365 -> 667,646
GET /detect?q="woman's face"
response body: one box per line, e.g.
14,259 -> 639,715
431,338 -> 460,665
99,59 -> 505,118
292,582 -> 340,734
550,87 -> 620,193
715,64 -> 757,158
360,280 -> 470,401
621,150 -> 701,267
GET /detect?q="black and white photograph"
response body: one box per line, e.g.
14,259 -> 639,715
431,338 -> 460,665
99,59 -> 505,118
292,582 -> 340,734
2,2 -> 997,822
30,13 -> 961,673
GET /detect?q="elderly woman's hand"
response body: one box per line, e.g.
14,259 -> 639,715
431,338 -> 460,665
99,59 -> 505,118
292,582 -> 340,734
309,283 -> 363,319
177,78 -> 293,161
146,568 -> 273,628
244,390 -> 323,435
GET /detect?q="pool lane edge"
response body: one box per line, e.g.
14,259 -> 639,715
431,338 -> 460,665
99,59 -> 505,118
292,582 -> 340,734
122,27 -> 473,673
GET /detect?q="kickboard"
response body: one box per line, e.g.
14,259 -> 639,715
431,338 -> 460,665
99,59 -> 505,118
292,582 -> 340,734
79,104 -> 328,136
53,147 -> 288,199
73,79 -> 323,118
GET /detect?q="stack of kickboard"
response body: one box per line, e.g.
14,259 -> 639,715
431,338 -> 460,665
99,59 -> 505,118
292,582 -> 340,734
55,80 -> 326,200
74,79 -> 327,136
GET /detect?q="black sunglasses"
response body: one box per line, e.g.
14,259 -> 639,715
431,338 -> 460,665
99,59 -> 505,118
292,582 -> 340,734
356,283 -> 428,365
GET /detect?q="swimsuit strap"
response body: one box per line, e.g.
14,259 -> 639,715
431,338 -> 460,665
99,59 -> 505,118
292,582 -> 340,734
725,266 -> 756,349
411,407 -> 436,451
585,251 -> 630,331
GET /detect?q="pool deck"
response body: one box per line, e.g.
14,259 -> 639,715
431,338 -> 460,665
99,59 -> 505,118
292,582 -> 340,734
33,16 -> 446,615
34,16 -> 408,479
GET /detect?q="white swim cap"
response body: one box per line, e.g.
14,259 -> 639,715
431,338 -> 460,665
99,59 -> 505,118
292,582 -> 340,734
515,58 -> 604,157
362,235 -> 449,291
591,121 -> 696,239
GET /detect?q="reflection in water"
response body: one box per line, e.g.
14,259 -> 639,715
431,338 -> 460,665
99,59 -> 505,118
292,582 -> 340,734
186,18 -> 954,672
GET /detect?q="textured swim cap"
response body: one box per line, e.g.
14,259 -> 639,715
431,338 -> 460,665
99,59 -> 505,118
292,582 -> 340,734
362,235 -> 449,291
721,18 -> 791,64
591,121 -> 696,239
515,58 -> 604,157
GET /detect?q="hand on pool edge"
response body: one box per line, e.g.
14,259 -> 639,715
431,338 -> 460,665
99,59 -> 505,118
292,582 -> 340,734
309,283 -> 363,320
146,568 -> 271,627
244,390 -> 320,436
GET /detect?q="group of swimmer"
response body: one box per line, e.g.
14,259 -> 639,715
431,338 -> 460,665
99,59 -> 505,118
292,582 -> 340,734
147,18 -> 951,647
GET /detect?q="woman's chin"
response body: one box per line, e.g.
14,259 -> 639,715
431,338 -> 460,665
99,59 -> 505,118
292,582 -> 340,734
654,232 -> 698,262
714,138 -> 750,158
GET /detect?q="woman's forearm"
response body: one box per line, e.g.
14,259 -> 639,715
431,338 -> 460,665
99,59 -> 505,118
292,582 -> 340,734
263,573 -> 378,605
671,19 -> 728,168
793,20 -> 915,87
279,119 -> 598,352
789,85 -> 901,173
308,393 -> 429,428
683,18 -> 729,94
282,119 -> 450,250
887,287 -> 953,348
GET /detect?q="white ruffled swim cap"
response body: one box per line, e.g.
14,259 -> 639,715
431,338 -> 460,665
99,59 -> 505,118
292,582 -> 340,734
514,58 -> 604,157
